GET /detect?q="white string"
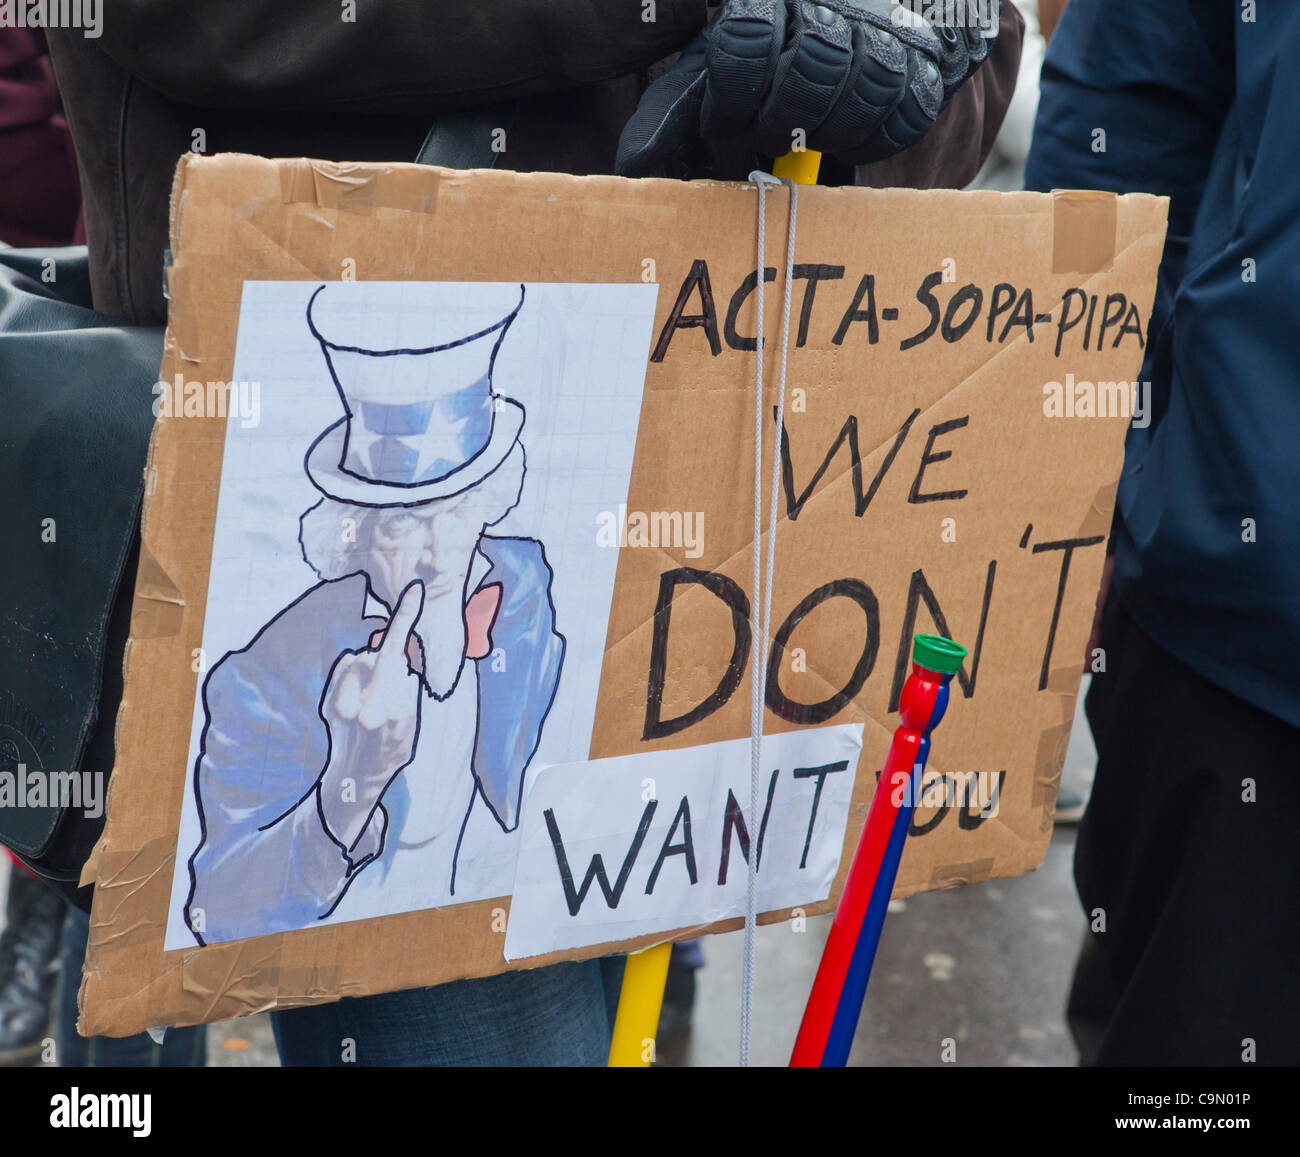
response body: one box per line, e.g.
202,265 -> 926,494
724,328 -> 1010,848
740,169 -> 798,1067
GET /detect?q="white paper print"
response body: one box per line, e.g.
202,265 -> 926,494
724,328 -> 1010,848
164,280 -> 659,949
504,723 -> 864,960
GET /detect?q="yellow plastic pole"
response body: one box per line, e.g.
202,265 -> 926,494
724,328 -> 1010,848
608,941 -> 674,1066
772,148 -> 822,184
606,146 -> 822,1069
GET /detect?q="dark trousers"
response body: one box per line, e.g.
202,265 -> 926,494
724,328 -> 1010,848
1068,597 -> 1300,1065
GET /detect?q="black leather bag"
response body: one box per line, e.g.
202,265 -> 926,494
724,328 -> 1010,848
0,117 -> 511,910
0,248 -> 161,908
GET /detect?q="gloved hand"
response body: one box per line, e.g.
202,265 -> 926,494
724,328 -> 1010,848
615,0 -> 999,176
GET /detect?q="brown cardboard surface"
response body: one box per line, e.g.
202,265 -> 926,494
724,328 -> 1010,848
1052,189 -> 1119,274
81,154 -> 1167,1036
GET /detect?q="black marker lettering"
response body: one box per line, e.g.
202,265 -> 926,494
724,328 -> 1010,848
1116,303 -> 1145,348
900,271 -> 943,350
957,770 -> 1006,830
545,801 -> 657,916
986,283 -> 1017,343
778,408 -> 920,521
651,258 -> 721,361
717,772 -> 780,885
794,761 -> 849,869
908,416 -> 970,504
643,568 -> 750,739
1055,288 -> 1087,357
644,796 -> 698,894
725,266 -> 778,351
888,560 -> 996,711
1003,287 -> 1036,343
1097,293 -> 1127,350
1031,535 -> 1106,689
942,284 -> 983,343
793,263 -> 845,347
767,580 -> 880,724
832,274 -> 880,346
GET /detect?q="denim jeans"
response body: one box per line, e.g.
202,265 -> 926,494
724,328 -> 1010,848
56,906 -> 207,1066
271,956 -> 623,1066
59,901 -> 621,1066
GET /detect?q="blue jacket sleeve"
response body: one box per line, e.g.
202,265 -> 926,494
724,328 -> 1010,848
1025,0 -> 1236,415
1026,0 -> 1233,212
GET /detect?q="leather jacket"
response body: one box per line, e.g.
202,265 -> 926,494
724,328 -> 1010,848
47,1 -> 1023,327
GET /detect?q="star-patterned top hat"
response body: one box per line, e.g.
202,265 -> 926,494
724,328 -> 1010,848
304,284 -> 526,506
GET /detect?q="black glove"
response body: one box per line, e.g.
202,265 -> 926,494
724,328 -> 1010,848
616,0 -> 999,176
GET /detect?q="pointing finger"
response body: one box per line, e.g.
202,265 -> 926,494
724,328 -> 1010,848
377,579 -> 425,676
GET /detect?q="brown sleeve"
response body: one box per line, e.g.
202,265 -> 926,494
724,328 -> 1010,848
1039,0 -> 1069,42
92,0 -> 708,112
852,1 -> 1025,191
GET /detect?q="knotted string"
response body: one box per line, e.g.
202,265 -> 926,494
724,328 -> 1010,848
740,169 -> 798,1066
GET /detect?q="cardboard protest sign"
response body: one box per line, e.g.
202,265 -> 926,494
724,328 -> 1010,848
78,154 -> 1166,1036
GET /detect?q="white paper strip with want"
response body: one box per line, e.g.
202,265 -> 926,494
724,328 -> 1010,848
504,723 -> 864,960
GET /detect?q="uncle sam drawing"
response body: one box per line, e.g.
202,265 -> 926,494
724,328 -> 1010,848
184,284 -> 564,946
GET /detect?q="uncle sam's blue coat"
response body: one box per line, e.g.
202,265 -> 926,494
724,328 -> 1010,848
183,535 -> 564,946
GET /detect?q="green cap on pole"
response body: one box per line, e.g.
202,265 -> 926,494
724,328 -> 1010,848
912,633 -> 967,675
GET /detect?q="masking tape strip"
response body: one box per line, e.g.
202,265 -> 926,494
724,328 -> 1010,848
84,952 -> 351,1037
1028,651 -> 1090,837
84,836 -> 175,953
280,158 -> 377,212
1052,189 -> 1117,274
182,959 -> 351,1025
182,953 -> 349,1010
1045,664 -> 1081,696
271,964 -> 351,1003
176,940 -> 283,1026
1031,721 -> 1073,807
131,544 -> 185,639
927,856 -> 995,890
78,834 -> 105,888
1078,481 -> 1119,540
87,842 -> 350,1000
162,270 -> 203,364
278,158 -> 454,216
